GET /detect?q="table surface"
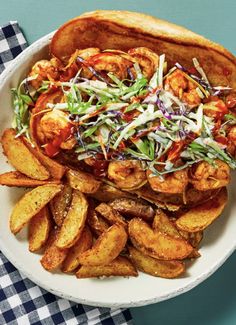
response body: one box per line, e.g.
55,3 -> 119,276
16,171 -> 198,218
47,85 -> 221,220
1,1 -> 236,324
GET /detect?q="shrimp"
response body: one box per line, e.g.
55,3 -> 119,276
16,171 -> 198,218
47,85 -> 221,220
226,126 -> 236,156
190,160 -> 230,191
108,160 -> 146,190
37,110 -> 76,149
86,52 -> 133,81
128,47 -> 159,80
164,70 -> 201,107
28,58 -> 61,89
146,169 -> 188,194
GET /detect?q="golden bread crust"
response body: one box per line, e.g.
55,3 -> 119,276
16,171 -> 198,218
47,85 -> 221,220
50,10 -> 236,87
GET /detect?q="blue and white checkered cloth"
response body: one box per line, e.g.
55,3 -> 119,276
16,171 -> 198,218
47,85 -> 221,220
0,21 -> 133,325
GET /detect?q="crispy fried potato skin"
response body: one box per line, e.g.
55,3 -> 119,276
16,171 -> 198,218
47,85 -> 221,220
128,218 -> 193,260
87,211 -> 110,237
176,187 -> 228,232
61,226 -> 93,273
67,169 -> 101,194
95,203 -> 127,228
1,129 -> 50,180
76,256 -> 137,278
40,230 -> 68,271
49,184 -> 72,226
56,190 -> 88,248
28,206 -> 51,252
79,224 -> 127,266
10,184 -> 62,234
128,246 -> 185,278
109,198 -> 155,221
50,10 -> 236,88
0,171 -> 60,187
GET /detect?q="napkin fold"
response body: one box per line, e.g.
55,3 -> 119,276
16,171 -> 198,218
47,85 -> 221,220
0,21 -> 133,325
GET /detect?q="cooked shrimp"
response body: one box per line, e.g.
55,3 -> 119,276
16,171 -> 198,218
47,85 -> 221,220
108,160 -> 146,190
164,70 -> 201,107
28,59 -> 61,89
128,47 -> 159,80
146,169 -> 188,194
86,53 -> 133,81
37,109 -> 75,149
190,160 -> 230,191
225,126 -> 236,156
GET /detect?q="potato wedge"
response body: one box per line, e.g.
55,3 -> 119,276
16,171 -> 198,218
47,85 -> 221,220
56,190 -> 88,248
41,230 -> 68,271
128,246 -> 185,278
109,198 -> 155,221
1,129 -> 50,180
129,218 -> 193,260
176,187 -> 228,232
95,203 -> 127,228
0,171 -> 60,187
10,184 -> 62,234
79,224 -> 128,266
152,210 -> 200,259
87,210 -> 110,237
28,206 -> 51,252
90,183 -> 135,202
49,184 -> 72,226
67,169 -> 101,194
22,138 -> 66,180
152,209 -> 181,238
76,256 -> 137,278
61,226 -> 93,273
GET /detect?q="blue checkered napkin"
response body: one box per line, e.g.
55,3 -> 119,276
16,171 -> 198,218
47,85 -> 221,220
0,22 -> 133,325
0,21 -> 27,73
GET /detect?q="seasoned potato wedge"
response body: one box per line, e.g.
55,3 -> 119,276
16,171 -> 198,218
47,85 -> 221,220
129,218 -> 193,260
128,246 -> 185,278
22,138 -> 66,179
49,184 -> 72,226
95,203 -> 127,228
152,209 -> 181,238
91,183 -> 135,202
67,169 -> 101,194
28,206 -> 51,252
79,224 -> 128,266
61,226 -> 93,273
87,210 -> 110,237
41,230 -> 68,271
153,210 -> 200,259
56,190 -> 88,249
0,171 -> 60,187
176,187 -> 228,232
76,256 -> 137,278
1,129 -> 50,180
10,184 -> 62,234
109,198 -> 155,221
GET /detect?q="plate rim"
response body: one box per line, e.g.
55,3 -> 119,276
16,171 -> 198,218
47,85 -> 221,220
0,31 -> 236,308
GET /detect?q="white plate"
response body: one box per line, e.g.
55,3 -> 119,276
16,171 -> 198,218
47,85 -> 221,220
0,32 -> 236,308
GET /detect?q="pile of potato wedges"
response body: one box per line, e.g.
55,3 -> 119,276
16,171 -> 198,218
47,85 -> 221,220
0,128 -> 228,279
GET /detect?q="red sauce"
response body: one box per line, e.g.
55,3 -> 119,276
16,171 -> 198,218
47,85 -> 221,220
226,94 -> 236,109
167,140 -> 186,162
93,160 -> 109,177
214,135 -> 228,146
222,67 -> 230,76
44,125 -> 74,157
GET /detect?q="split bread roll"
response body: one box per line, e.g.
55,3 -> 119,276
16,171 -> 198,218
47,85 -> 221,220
50,10 -> 236,88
